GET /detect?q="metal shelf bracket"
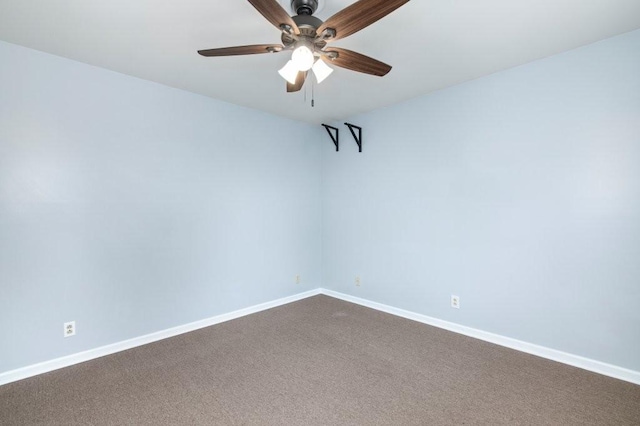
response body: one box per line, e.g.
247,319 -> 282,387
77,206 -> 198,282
321,124 -> 339,151
344,122 -> 362,152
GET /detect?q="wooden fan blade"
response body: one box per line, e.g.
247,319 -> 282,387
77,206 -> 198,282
324,48 -> 391,76
317,0 -> 409,42
287,71 -> 307,92
198,44 -> 284,57
247,0 -> 300,35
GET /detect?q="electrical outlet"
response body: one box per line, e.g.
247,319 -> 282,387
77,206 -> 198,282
64,321 -> 76,337
295,274 -> 301,284
355,276 -> 361,287
451,295 -> 460,309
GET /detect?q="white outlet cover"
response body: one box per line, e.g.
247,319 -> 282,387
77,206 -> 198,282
64,321 -> 76,337
451,295 -> 460,309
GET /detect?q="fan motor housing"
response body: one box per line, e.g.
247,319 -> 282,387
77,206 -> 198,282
292,14 -> 322,31
282,14 -> 325,48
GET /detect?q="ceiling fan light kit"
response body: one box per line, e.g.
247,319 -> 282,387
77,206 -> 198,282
312,58 -> 333,83
291,40 -> 315,71
198,0 -> 410,92
278,60 -> 299,84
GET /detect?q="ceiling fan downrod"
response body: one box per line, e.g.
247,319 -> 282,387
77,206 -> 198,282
291,0 -> 318,16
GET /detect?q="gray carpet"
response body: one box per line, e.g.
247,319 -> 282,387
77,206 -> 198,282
1,295 -> 639,425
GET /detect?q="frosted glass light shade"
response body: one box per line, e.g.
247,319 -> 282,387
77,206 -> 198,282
278,60 -> 299,84
312,58 -> 333,84
291,45 -> 314,71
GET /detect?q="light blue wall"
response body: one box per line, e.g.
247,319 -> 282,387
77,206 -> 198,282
0,41 -> 322,373
322,30 -> 640,371
2,29 -> 639,376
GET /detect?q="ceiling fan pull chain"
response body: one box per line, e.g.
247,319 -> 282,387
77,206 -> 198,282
311,79 -> 315,107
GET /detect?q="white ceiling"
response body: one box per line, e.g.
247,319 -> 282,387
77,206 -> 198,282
1,0 -> 639,124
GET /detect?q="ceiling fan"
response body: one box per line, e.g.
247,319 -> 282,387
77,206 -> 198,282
198,0 -> 410,92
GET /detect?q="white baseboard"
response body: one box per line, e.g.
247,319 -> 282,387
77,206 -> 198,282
0,289 -> 321,387
3,287 -> 638,387
319,288 -> 640,386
